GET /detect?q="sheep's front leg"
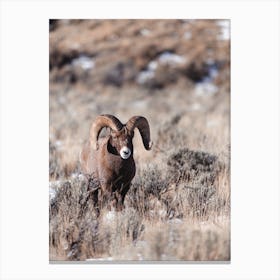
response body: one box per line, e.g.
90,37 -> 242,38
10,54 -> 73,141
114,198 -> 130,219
113,192 -> 124,211
100,184 -> 114,211
114,183 -> 131,211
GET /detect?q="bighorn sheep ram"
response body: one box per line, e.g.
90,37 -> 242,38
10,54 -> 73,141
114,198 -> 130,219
80,114 -> 152,211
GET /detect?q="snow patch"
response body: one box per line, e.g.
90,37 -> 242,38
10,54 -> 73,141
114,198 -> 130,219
217,20 -> 230,40
136,52 -> 186,85
49,180 -> 62,188
148,60 -> 158,71
137,69 -> 155,84
158,52 -> 186,66
49,187 -> 57,201
140,28 -> 151,36
49,174 -> 86,202
72,55 -> 95,70
195,62 -> 219,96
71,173 -> 86,181
195,82 -> 218,96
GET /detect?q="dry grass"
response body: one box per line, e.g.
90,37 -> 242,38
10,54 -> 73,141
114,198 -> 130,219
49,135 -> 230,261
49,19 -> 230,262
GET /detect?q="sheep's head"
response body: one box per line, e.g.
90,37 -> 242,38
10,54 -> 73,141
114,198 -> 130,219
90,114 -> 152,159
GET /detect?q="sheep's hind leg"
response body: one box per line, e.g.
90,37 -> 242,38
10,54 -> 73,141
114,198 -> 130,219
121,183 -> 131,205
86,175 -> 100,217
92,189 -> 100,217
114,183 -> 130,211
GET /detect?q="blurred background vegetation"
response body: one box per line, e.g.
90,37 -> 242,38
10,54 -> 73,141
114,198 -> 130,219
49,19 -> 230,178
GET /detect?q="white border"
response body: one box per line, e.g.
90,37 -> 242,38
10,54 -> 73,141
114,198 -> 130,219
1,0 -> 279,279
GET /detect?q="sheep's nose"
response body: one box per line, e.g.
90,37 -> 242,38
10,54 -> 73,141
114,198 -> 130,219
120,147 -> 131,159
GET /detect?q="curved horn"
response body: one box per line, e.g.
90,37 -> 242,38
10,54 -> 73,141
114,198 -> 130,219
90,114 -> 123,150
126,116 -> 153,150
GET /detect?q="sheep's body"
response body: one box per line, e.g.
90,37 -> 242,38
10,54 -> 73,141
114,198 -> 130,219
80,115 -> 152,211
81,137 -> 136,209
